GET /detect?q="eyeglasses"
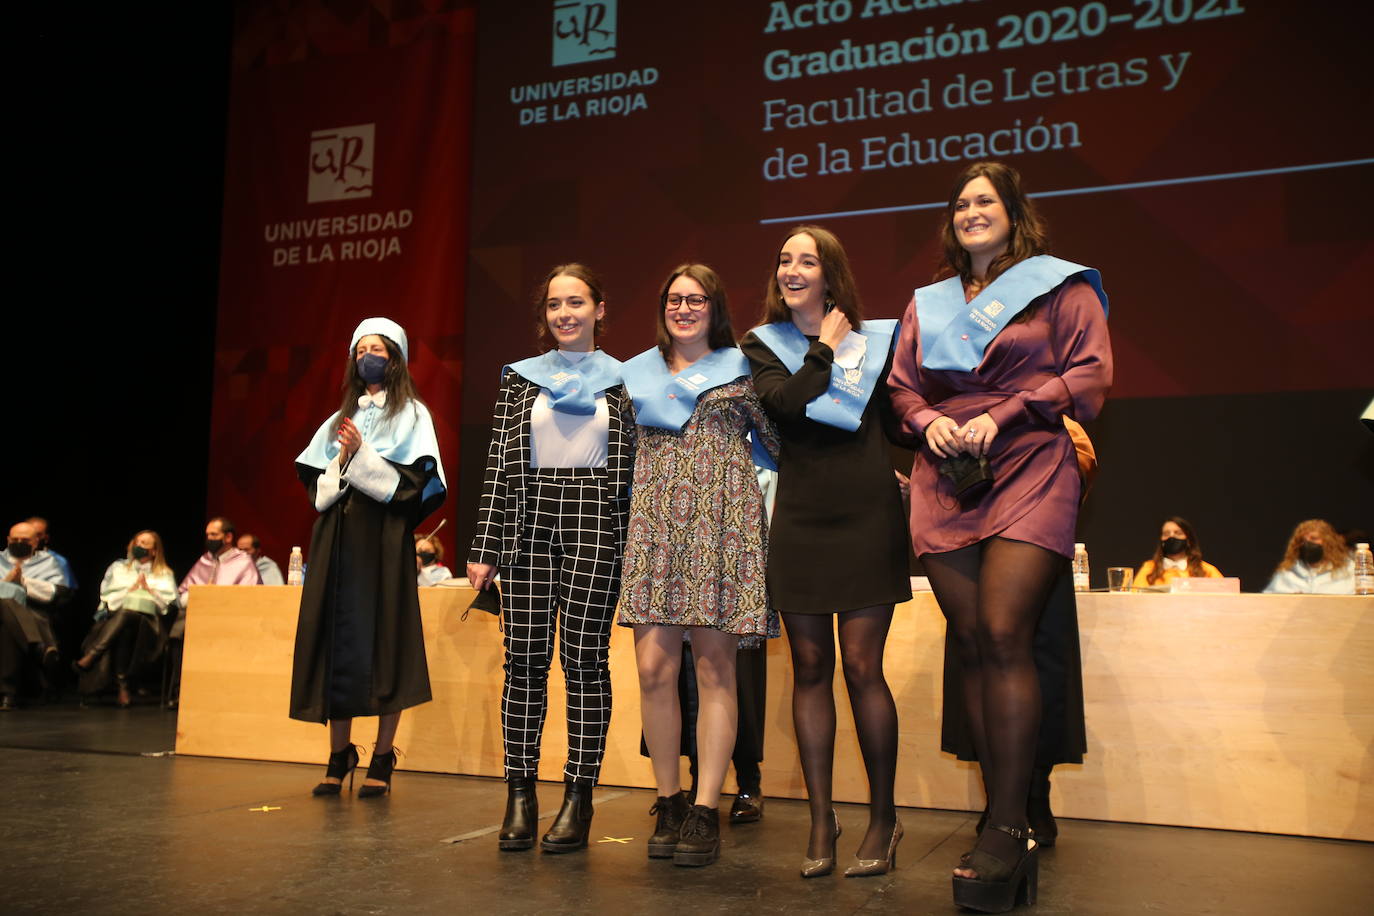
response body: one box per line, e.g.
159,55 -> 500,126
664,294 -> 710,311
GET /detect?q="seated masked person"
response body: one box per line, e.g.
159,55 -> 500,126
415,534 -> 453,587
0,521 -> 70,707
27,517 -> 77,590
238,533 -> 285,586
166,516 -> 261,706
1263,519 -> 1356,595
1132,516 -> 1223,589
73,530 -> 178,706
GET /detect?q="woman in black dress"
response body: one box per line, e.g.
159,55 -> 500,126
741,225 -> 911,878
291,318 -> 447,798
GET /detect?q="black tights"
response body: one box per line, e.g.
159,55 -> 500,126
924,537 -> 1061,863
783,605 -> 898,859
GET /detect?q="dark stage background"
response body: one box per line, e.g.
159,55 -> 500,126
458,0 -> 1374,590
7,2 -> 1373,678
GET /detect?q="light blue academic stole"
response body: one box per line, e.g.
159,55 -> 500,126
751,319 -> 900,432
621,346 -> 777,470
506,349 -> 623,415
916,255 -> 1108,372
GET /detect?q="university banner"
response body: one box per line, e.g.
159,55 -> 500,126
209,2 -> 476,564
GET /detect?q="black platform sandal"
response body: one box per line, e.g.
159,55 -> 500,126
952,823 -> 1038,913
312,744 -> 362,796
1027,767 -> 1058,847
357,747 -> 399,798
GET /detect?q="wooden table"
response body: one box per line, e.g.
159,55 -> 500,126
175,586 -> 1374,840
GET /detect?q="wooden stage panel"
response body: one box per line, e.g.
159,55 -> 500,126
175,586 -> 1374,840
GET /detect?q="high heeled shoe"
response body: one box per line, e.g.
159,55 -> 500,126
952,823 -> 1038,913
357,747 -> 399,798
843,818 -> 903,878
312,744 -> 361,796
800,809 -> 842,878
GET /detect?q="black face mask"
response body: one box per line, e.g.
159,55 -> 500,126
1161,537 -> 1188,556
357,353 -> 388,385
417,551 -> 437,567
1299,543 -> 1324,566
205,538 -> 226,555
132,545 -> 150,560
7,541 -> 33,559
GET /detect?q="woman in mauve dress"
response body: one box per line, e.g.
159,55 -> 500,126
888,161 -> 1112,913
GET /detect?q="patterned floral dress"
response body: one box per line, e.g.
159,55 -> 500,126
617,379 -> 781,639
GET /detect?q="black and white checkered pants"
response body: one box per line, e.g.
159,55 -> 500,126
502,468 -> 620,785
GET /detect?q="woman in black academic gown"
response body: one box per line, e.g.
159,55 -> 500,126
290,317 -> 447,797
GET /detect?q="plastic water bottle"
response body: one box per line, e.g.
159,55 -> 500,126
1072,543 -> 1090,591
1355,543 -> 1374,596
288,547 -> 304,586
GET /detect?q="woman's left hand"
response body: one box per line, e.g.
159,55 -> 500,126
956,412 -> 999,458
337,417 -> 362,461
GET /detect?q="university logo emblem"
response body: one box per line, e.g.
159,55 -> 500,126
552,0 -> 616,67
308,124 -> 375,204
984,300 -> 1006,317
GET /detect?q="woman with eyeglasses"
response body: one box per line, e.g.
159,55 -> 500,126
467,264 -> 634,854
617,263 -> 780,867
742,226 -> 911,879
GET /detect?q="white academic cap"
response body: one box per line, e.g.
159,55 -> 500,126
351,317 -> 409,363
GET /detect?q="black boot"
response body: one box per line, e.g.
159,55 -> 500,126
647,791 -> 690,858
1028,766 -> 1058,847
673,804 -> 720,867
541,782 -> 593,853
499,777 -> 539,851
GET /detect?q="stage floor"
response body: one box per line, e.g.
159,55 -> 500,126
2,704 -> 1370,915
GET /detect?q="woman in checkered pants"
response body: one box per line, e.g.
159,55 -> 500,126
468,264 -> 634,854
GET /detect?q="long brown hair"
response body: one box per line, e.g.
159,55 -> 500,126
534,263 -> 607,352
126,530 -> 172,578
331,333 -> 421,436
1275,519 -> 1352,574
936,161 -> 1050,288
656,263 -> 737,359
1143,516 -> 1207,585
760,224 -> 863,329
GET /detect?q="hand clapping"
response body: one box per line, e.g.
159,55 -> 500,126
337,416 -> 362,461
